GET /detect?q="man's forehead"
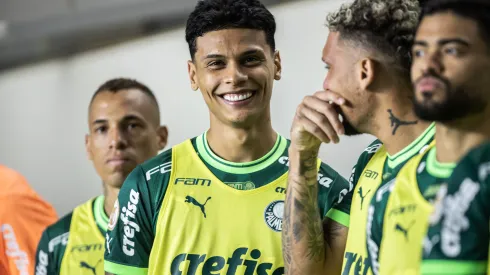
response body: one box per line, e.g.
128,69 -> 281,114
417,12 -> 479,41
195,29 -> 269,57
89,90 -> 150,122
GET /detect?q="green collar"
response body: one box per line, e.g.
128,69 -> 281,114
195,132 -> 288,174
386,122 -> 436,168
94,195 -> 109,232
426,147 -> 456,178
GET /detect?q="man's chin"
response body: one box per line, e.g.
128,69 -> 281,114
106,171 -> 131,188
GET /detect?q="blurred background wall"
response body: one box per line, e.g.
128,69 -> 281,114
0,0 -> 375,216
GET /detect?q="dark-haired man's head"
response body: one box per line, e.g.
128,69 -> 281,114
411,0 -> 490,122
185,0 -> 281,128
323,0 -> 420,135
86,78 -> 168,188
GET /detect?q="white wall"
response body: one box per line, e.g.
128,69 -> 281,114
0,0 -> 374,216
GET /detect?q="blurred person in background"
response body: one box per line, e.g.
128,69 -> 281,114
104,0 -> 351,274
0,165 -> 57,275
282,1 -> 433,275
34,78 -> 168,275
367,0 -> 490,273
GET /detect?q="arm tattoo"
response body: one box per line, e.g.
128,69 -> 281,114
283,150 -> 325,274
388,109 -> 418,135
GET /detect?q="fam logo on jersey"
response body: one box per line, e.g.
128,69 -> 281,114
264,200 -> 284,232
107,199 -> 119,231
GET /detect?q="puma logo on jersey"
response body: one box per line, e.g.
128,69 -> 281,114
80,259 -> 101,275
185,196 -> 211,218
395,220 -> 415,241
388,109 -> 418,135
358,187 -> 371,210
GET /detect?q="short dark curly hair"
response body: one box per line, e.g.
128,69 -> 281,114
326,0 -> 420,83
421,0 -> 490,46
89,78 -> 160,123
185,0 -> 276,60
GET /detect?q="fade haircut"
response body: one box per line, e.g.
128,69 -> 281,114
326,0 -> 420,85
421,0 -> 490,48
185,0 -> 276,60
89,78 -> 160,124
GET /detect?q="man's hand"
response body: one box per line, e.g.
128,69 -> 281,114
290,90 -> 346,151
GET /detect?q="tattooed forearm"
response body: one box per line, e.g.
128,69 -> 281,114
283,149 -> 326,275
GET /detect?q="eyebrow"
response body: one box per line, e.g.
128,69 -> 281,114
201,49 -> 264,61
91,114 -> 143,125
413,38 -> 470,47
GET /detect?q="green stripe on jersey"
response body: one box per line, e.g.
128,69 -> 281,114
386,122 -> 435,169
104,260 -> 148,275
196,132 -> 287,174
326,209 -> 350,227
421,260 -> 487,274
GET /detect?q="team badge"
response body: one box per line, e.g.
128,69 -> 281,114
107,199 -> 119,231
264,200 -> 284,232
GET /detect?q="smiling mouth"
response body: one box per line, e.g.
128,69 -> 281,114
219,90 -> 256,103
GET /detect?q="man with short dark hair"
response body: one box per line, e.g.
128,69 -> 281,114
34,78 -> 167,275
367,0 -> 490,273
104,0 -> 351,274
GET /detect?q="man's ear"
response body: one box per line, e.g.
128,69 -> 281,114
188,61 -> 199,91
358,58 -> 376,91
273,50 -> 282,80
156,126 -> 168,150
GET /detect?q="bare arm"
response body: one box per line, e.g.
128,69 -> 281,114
283,91 -> 348,275
283,147 -> 347,275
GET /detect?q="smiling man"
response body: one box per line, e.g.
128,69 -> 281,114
103,0 -> 351,274
34,78 -> 168,275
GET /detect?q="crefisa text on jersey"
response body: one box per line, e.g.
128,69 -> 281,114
120,189 -> 141,256
170,247 -> 284,275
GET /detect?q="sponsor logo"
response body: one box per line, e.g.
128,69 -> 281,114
2,224 -> 29,275
70,243 -> 103,253
35,250 -> 48,275
343,252 -> 370,275
366,205 -> 379,275
120,189 -> 141,256
363,169 -> 379,180
338,167 -> 355,204
264,200 -> 284,232
275,187 -> 286,194
225,181 -> 256,190
441,178 -> 480,257
107,199 -> 119,231
48,232 -> 69,252
170,247 -> 284,275
175,178 -> 211,187
146,161 -> 171,180
317,173 -> 333,188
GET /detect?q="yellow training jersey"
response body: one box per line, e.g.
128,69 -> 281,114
104,134 -> 352,275
342,123 -> 435,275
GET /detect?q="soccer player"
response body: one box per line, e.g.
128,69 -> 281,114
34,78 -> 168,275
367,0 -> 490,274
0,165 -> 57,275
103,0 -> 351,274
282,1 -> 434,275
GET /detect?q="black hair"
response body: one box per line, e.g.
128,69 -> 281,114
185,0 -> 276,60
421,0 -> 490,46
89,78 -> 160,123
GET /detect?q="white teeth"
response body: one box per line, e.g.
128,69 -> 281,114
223,92 -> 253,102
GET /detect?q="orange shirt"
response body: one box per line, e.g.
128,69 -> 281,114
0,165 -> 57,275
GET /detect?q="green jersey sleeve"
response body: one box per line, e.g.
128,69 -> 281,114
317,162 -> 351,227
104,149 -> 172,275
34,213 -> 72,275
